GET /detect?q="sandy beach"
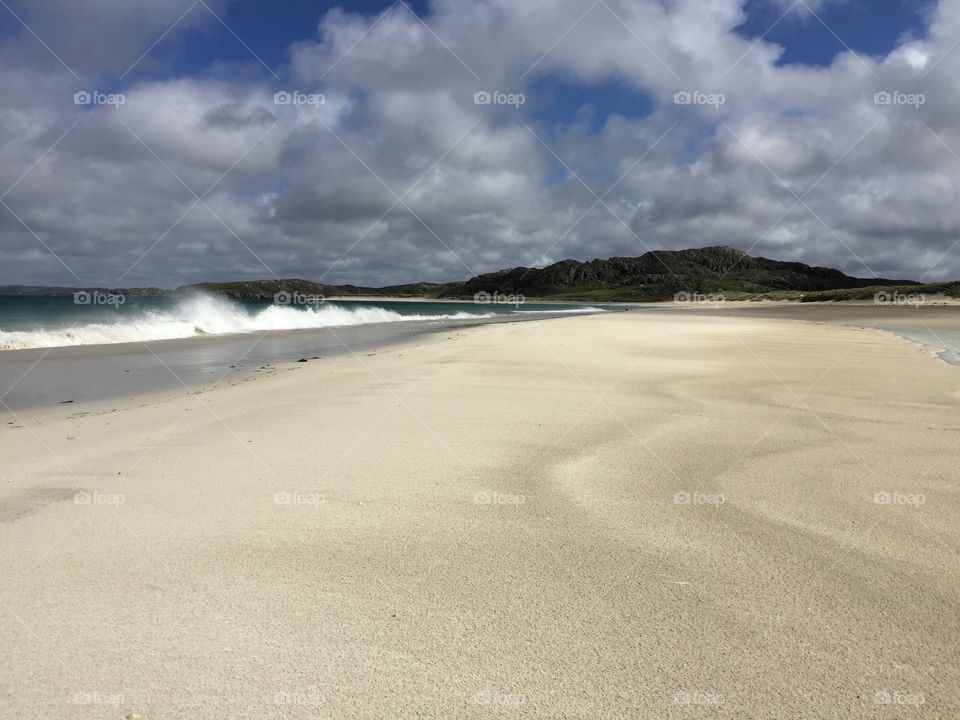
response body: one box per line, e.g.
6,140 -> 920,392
2,310 -> 959,718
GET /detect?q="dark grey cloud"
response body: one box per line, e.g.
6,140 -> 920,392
3,0 -> 230,76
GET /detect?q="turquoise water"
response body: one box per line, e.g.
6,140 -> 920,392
0,294 -> 605,350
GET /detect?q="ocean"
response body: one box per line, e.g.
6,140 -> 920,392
0,294 -> 609,411
0,293 -> 604,351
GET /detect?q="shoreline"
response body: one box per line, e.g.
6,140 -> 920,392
0,296 -> 609,354
0,310 -> 611,414
5,304 -> 960,415
653,302 -> 960,366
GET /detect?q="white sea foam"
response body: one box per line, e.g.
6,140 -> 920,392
0,295 -> 507,350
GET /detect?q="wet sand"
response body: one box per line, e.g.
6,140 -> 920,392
0,311 -> 593,413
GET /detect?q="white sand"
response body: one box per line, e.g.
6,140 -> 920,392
1,311 -> 959,718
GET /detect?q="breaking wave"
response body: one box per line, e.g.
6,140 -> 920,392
0,294 -> 604,350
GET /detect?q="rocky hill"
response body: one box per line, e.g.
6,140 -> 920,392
438,246 -> 916,300
2,247 -> 920,302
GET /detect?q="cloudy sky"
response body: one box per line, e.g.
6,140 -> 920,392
0,0 -> 955,288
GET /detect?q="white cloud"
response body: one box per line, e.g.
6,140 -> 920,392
0,0 -> 958,288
